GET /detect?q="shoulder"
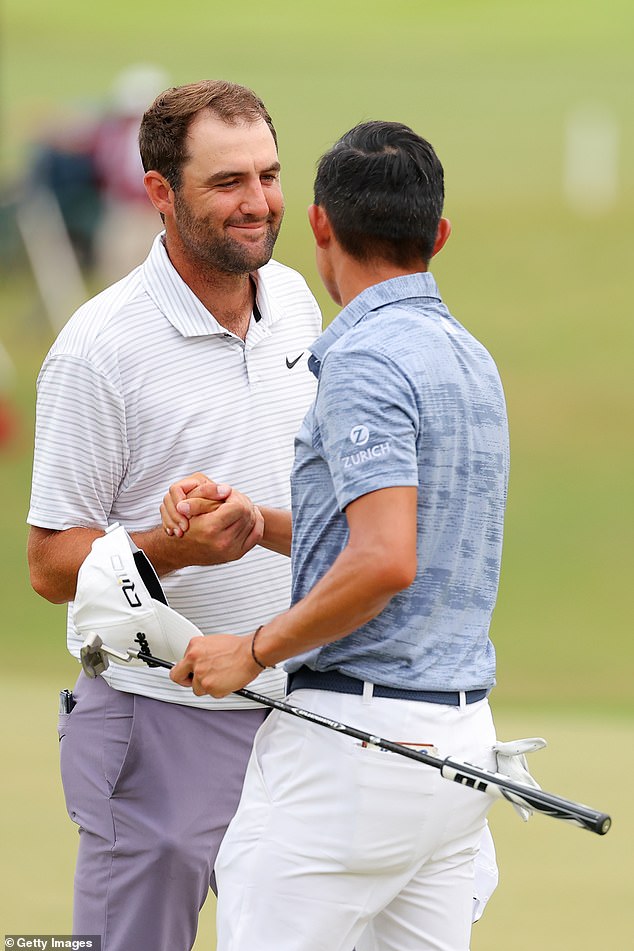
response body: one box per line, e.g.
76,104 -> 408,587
46,266 -> 153,364
349,299 -> 465,362
320,303 -> 440,397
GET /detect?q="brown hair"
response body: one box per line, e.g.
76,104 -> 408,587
139,80 -> 277,190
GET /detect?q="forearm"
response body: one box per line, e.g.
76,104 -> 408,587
258,507 -> 292,556
28,523 -> 204,605
252,541 -> 408,667
255,488 -> 417,665
28,526 -> 104,604
170,542 -> 408,698
169,487 -> 418,698
130,524 -> 201,577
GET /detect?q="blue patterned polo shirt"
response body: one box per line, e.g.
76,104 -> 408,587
287,271 -> 509,691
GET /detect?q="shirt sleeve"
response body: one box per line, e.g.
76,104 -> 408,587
27,353 -> 128,530
315,346 -> 420,511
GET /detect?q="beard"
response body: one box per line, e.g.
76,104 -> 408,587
173,190 -> 284,274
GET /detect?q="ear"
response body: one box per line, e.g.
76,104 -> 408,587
431,217 -> 452,258
307,203 -> 333,249
144,171 -> 174,216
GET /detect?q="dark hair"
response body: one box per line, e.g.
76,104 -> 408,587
313,121 -> 444,266
139,80 -> 277,191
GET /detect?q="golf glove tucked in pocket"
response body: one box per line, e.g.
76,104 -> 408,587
493,737 -> 547,821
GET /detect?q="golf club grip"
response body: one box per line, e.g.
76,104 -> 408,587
439,758 -> 611,835
135,654 -> 611,835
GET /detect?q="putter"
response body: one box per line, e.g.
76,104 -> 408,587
80,632 -> 141,677
79,632 -> 612,836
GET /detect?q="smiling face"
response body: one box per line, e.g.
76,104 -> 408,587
169,111 -> 284,274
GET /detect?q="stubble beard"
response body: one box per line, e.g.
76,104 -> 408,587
174,192 -> 284,275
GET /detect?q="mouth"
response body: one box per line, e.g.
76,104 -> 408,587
226,222 -> 271,244
227,218 -> 270,231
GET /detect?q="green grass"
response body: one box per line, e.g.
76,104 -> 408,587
1,0 -> 633,946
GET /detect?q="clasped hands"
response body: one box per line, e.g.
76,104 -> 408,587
160,471 -> 264,564
161,472 -> 266,697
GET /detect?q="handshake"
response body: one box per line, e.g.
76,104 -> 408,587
157,472 -> 265,567
161,472 -> 262,540
156,472 -> 291,572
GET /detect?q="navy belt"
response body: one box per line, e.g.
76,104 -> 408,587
287,667 -> 488,706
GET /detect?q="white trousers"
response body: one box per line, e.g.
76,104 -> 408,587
215,688 -> 497,951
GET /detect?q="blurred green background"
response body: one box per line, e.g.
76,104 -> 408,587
1,0 -> 632,947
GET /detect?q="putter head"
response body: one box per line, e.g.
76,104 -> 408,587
80,631 -> 110,679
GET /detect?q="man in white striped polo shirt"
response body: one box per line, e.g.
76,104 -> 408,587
27,80 -> 321,951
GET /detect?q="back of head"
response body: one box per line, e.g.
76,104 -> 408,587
313,121 -> 444,268
139,79 -> 277,191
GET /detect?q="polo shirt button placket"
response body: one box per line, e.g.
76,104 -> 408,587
244,349 -> 261,386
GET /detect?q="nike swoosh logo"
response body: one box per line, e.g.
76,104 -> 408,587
285,352 -> 304,369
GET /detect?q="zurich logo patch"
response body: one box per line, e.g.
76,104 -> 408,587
349,425 -> 370,446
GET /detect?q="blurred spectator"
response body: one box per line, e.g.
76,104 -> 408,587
22,64 -> 169,289
92,64 -> 169,283
0,339 -> 18,450
28,107 -> 103,271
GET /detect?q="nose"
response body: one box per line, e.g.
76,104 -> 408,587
239,179 -> 270,218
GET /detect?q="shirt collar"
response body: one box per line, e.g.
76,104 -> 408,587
141,233 -> 280,338
308,271 -> 441,377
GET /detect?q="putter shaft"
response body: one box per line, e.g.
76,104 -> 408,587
128,651 -> 611,835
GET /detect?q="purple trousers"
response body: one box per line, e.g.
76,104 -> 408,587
58,672 -> 266,951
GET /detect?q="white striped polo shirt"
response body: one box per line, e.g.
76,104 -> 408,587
28,233 -> 321,709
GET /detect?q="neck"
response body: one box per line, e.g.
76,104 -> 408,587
332,254 -> 428,308
164,236 -> 255,339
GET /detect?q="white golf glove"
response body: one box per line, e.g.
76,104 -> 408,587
493,737 -> 547,821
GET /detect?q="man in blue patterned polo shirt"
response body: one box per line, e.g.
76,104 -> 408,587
172,120 -> 510,951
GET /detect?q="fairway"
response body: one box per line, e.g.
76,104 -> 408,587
2,0 -> 633,947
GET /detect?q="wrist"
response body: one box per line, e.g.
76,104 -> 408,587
131,525 -> 188,576
251,625 -> 274,670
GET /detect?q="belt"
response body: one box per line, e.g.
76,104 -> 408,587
287,667 -> 489,706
